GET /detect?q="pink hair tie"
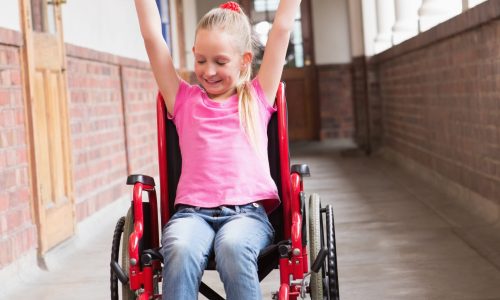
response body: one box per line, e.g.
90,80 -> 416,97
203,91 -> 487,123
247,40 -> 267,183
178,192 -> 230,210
220,1 -> 241,12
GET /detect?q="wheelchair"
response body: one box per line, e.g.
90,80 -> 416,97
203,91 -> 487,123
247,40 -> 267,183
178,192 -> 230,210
110,83 -> 340,299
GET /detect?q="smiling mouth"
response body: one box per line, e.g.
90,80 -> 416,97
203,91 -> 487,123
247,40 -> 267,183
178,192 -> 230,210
204,78 -> 221,85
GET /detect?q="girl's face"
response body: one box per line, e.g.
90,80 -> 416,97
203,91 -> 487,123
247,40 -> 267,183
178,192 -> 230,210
193,29 -> 250,100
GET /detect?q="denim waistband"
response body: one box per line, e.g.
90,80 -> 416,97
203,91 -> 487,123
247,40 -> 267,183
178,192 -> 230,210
176,202 -> 260,213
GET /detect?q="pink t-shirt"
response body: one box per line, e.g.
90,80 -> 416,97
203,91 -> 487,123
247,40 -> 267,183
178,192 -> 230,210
168,77 -> 280,213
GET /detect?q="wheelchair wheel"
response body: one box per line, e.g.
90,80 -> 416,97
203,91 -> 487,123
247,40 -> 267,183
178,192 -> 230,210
309,193 -> 323,300
121,208 -> 136,300
111,216 -> 125,300
309,194 -> 340,300
325,204 -> 340,300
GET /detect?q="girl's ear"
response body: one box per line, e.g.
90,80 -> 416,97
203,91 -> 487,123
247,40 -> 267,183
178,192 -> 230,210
242,51 -> 253,68
192,46 -> 195,54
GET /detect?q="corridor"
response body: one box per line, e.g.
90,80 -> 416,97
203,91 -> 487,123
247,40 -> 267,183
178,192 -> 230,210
2,141 -> 500,300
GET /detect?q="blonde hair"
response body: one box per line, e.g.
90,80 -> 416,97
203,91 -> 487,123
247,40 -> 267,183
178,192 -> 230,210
196,7 -> 262,153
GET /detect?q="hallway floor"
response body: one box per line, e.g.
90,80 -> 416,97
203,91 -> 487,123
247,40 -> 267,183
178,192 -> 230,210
2,141 -> 500,300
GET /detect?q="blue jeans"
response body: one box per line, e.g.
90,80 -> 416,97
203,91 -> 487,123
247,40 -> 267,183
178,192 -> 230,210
160,202 -> 274,300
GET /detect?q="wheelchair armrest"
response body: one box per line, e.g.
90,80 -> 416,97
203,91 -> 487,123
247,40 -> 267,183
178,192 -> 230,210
126,174 -> 156,186
291,164 -> 310,177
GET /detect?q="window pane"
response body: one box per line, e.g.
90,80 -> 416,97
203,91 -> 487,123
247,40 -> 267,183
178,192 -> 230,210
31,0 -> 57,34
291,20 -> 303,67
31,0 -> 43,32
251,0 -> 304,68
253,0 -> 279,12
254,21 -> 272,46
46,3 -> 57,34
292,20 -> 302,44
294,44 -> 303,67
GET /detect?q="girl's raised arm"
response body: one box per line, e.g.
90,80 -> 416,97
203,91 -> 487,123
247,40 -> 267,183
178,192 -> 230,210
135,0 -> 179,113
257,0 -> 302,106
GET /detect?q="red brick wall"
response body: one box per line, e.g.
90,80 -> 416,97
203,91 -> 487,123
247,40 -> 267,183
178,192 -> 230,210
121,67 -> 158,176
368,2 -> 500,205
0,27 -> 158,269
66,49 -> 128,221
65,45 -> 158,221
0,29 -> 37,268
317,64 -> 354,140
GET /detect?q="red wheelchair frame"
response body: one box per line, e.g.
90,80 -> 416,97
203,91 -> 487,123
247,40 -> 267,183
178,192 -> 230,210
110,83 -> 339,299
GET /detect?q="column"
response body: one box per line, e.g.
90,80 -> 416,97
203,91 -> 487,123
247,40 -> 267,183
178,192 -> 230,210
373,0 -> 395,53
462,0 -> 469,10
361,0 -> 377,56
392,0 -> 421,45
347,0 -> 365,57
418,0 -> 462,32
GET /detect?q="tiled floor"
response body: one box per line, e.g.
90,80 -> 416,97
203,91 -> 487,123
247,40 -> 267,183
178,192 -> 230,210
3,141 -> 500,299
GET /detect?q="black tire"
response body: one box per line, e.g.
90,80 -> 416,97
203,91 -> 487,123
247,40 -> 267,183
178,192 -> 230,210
121,208 -> 136,300
325,205 -> 340,300
111,217 -> 125,300
309,193 -> 323,300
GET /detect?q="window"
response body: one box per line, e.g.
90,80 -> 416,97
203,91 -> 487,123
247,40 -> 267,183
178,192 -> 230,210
251,0 -> 304,67
31,0 -> 57,34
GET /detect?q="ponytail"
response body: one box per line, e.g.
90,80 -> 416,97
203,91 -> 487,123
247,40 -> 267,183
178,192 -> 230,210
237,65 -> 262,154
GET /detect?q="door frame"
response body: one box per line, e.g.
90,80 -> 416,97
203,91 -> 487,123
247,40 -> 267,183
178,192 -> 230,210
19,0 -> 75,262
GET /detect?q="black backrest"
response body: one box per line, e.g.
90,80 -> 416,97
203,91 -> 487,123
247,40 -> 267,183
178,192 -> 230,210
165,112 -> 284,243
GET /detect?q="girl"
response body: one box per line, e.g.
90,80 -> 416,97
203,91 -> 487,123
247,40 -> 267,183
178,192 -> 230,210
134,0 -> 301,299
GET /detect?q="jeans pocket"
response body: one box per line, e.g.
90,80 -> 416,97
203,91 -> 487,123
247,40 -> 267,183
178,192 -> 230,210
241,202 -> 263,214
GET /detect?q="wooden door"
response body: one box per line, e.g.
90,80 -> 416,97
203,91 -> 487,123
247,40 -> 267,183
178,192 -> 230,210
20,0 -> 75,255
282,66 -> 317,140
243,0 -> 319,140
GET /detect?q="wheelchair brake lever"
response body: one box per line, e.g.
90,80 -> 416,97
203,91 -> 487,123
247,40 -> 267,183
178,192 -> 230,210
110,261 -> 129,285
311,247 -> 328,273
298,248 -> 328,299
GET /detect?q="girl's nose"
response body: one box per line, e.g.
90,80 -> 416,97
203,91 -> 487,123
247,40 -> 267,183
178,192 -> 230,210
205,64 -> 216,76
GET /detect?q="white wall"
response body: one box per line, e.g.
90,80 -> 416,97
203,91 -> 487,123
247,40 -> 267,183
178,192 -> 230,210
0,0 -> 20,31
62,0 -> 148,61
311,0 -> 351,64
183,0 -> 198,70
0,1 -> 147,61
